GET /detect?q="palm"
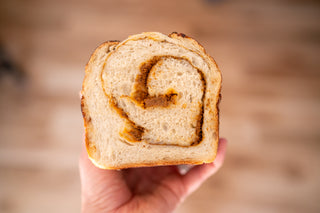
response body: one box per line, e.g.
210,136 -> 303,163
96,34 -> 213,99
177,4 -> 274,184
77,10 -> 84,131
80,139 -> 227,213
124,166 -> 182,193
119,166 -> 185,212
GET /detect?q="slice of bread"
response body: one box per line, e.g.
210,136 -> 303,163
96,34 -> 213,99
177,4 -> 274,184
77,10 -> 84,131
81,32 -> 221,169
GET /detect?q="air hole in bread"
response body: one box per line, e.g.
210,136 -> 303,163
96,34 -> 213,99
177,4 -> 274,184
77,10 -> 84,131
86,116 -> 92,123
121,83 -> 130,94
121,100 -> 126,108
192,57 -> 198,65
162,122 -> 168,131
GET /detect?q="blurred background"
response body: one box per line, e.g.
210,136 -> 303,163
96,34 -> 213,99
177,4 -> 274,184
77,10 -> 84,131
0,0 -> 319,212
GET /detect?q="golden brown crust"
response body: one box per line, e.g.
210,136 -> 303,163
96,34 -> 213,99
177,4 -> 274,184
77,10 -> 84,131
90,157 -> 214,170
81,33 -> 221,169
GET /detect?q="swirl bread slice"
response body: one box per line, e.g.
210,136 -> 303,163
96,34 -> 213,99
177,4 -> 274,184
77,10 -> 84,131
81,32 -> 221,169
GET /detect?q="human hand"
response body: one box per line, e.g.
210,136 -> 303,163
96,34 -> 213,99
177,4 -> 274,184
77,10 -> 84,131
79,138 -> 227,213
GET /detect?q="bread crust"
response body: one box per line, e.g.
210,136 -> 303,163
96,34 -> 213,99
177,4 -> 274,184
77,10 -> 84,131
91,159 -> 212,170
81,33 -> 221,169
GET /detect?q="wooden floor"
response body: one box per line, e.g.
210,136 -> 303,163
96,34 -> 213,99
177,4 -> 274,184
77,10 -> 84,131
0,0 -> 319,212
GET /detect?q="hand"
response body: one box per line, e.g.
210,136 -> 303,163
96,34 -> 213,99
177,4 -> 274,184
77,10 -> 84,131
79,138 -> 227,213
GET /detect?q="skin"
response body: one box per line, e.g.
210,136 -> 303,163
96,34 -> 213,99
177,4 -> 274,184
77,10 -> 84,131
79,138 -> 227,213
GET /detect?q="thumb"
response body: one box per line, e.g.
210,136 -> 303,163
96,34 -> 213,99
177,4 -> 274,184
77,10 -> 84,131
182,138 -> 227,195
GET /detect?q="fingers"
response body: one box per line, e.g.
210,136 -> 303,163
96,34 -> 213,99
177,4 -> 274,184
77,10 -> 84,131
181,138 -> 227,195
79,141 -> 132,212
211,138 -> 228,171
